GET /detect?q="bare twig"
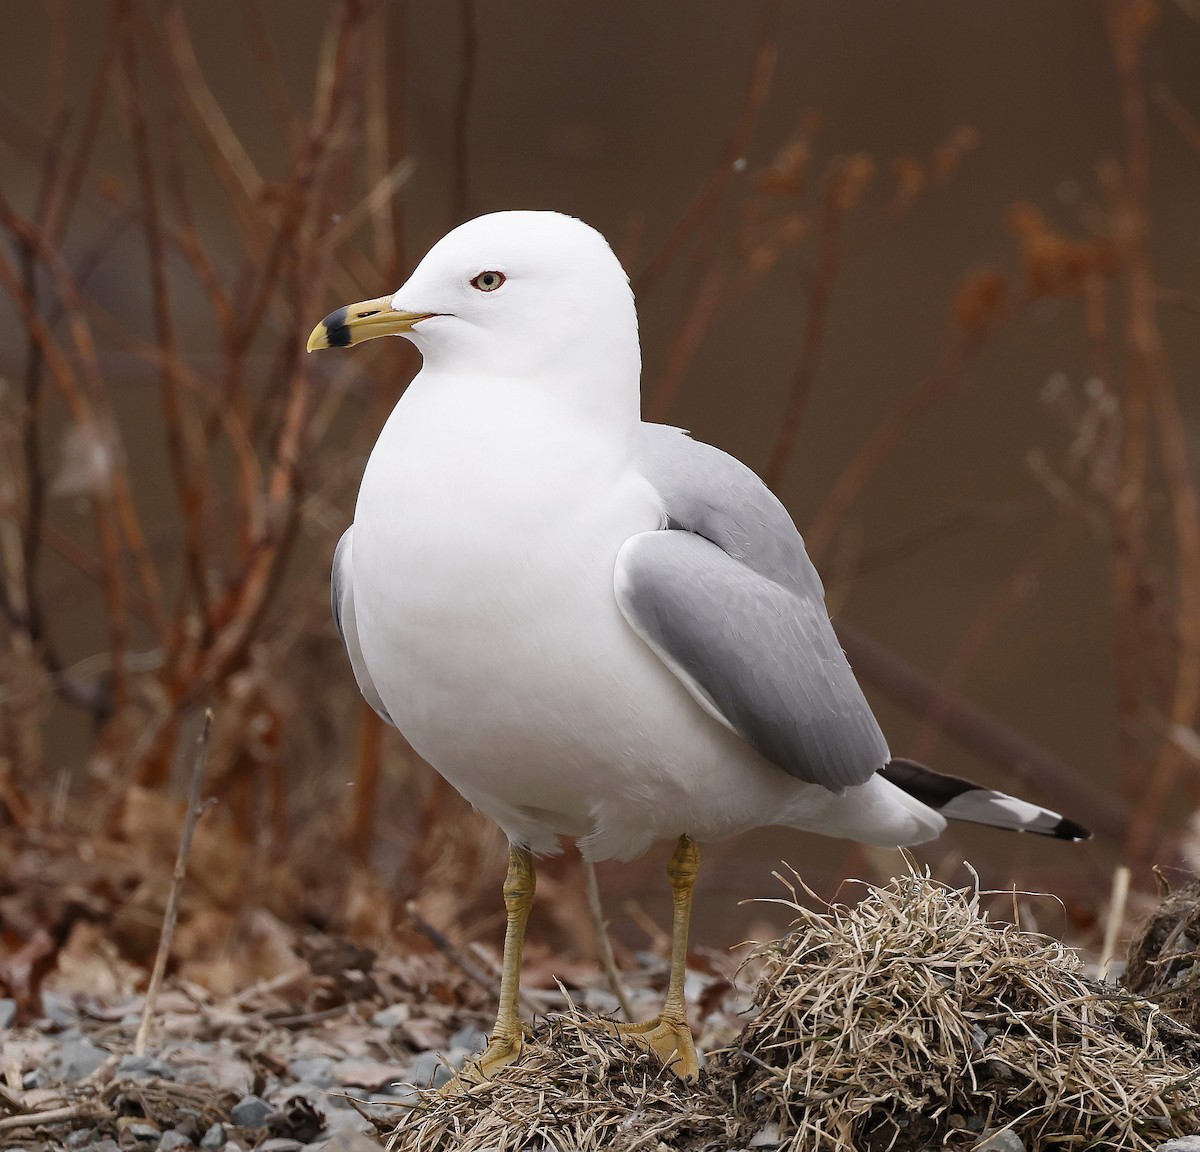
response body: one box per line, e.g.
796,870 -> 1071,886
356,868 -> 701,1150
134,710 -> 215,1056
582,861 -> 635,1022
1099,864 -> 1132,981
0,1103 -> 112,1133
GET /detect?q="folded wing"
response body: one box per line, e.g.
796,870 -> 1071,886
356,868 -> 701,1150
619,425 -> 888,791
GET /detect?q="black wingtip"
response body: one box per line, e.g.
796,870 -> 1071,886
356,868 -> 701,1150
1051,816 -> 1092,842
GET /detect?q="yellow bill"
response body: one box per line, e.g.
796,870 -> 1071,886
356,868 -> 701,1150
306,296 -> 436,352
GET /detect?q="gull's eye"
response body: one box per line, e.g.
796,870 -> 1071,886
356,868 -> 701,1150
471,270 -> 506,292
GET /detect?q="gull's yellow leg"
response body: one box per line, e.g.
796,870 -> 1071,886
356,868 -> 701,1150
447,844 -> 535,1088
608,835 -> 700,1081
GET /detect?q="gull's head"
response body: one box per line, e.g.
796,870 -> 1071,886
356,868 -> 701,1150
308,211 -> 640,389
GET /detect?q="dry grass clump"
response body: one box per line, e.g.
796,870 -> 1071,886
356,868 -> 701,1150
387,1008 -> 734,1152
385,871 -> 1200,1152
725,870 -> 1200,1152
1125,876 -> 1200,1031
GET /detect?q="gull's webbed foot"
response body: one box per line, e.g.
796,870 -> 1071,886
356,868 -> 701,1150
439,1028 -> 524,1093
606,1012 -> 699,1081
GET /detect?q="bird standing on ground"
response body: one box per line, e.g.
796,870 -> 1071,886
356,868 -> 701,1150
308,210 -> 1088,1083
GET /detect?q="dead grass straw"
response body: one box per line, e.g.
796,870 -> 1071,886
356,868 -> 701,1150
387,869 -> 1200,1152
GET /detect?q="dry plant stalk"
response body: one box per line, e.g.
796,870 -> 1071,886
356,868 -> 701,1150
134,709 -> 214,1056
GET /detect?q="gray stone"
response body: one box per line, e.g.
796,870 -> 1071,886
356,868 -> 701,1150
86,1141 -> 122,1152
1156,1140 -> 1200,1151
160,1132 -> 194,1151
448,1025 -> 488,1055
23,1067 -> 50,1089
313,1132 -> 384,1152
288,1059 -> 336,1089
749,1122 -> 781,1148
973,1130 -> 1026,1152
40,990 -> 78,1026
117,1055 -> 175,1082
200,1125 -> 226,1151
369,1004 -> 409,1030
229,1096 -> 272,1129
0,998 -> 16,1029
52,1037 -> 108,1082
258,1141 -> 302,1152
66,1127 -> 96,1148
404,1051 -> 450,1088
122,1123 -> 163,1143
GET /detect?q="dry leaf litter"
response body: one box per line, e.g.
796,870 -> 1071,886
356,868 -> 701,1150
6,870 -> 1200,1152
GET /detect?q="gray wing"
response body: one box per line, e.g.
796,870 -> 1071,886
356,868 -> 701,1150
332,527 -> 394,725
616,424 -> 888,790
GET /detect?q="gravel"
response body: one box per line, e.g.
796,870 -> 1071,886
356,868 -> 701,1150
229,1095 -> 273,1129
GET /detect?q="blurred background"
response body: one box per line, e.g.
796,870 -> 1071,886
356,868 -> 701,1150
1,0 -> 1198,1001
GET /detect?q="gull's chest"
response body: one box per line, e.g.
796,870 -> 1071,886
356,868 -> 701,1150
349,399 -> 663,744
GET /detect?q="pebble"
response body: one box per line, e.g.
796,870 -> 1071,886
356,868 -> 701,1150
66,1128 -> 95,1147
258,1140 -> 303,1152
288,1059 -> 336,1089
748,1121 -> 781,1148
52,1037 -> 108,1082
448,1025 -> 488,1055
973,1130 -> 1026,1152
314,1132 -> 384,1152
23,1068 -> 51,1089
1157,1140 -> 1200,1151
369,1004 -> 409,1030
404,1051 -> 451,1088
200,1124 -> 227,1150
40,990 -> 79,1027
121,1122 -> 163,1145
160,1132 -> 194,1151
230,1095 -> 273,1129
117,1054 -> 175,1082
0,998 -> 16,1029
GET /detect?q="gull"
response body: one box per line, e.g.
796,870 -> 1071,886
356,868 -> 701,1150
307,210 -> 1088,1082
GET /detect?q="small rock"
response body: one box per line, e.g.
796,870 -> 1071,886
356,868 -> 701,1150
88,1141 -> 122,1152
160,1132 -> 194,1151
315,1133 -> 384,1152
749,1122 -> 781,1148
404,1051 -> 451,1088
448,1025 -> 488,1055
288,1059 -> 335,1089
200,1123 -> 227,1150
120,1122 -> 163,1146
117,1055 -> 175,1082
229,1095 -> 273,1129
258,1141 -> 302,1152
66,1127 -> 96,1148
52,1037 -> 108,1082
23,1068 -> 50,1089
973,1130 -> 1026,1152
40,990 -> 79,1027
1156,1140 -> 1200,1151
0,998 -> 16,1029
370,1004 -> 409,1030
